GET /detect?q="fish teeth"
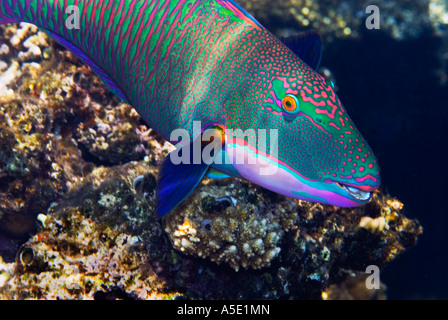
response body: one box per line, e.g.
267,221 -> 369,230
343,185 -> 371,201
347,186 -> 360,193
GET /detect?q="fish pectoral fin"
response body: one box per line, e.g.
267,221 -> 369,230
155,129 -> 222,218
155,154 -> 210,218
279,31 -> 322,71
206,168 -> 231,179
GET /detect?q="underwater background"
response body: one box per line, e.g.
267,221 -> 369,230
0,0 -> 446,299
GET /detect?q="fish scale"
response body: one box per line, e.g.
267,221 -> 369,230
0,0 -> 380,216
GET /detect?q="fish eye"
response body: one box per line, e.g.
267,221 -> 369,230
282,94 -> 300,114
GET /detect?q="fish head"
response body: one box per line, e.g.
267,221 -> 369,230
225,44 -> 380,207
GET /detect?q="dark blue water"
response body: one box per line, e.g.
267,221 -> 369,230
322,29 -> 448,299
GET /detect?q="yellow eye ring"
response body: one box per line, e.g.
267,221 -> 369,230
282,95 -> 299,114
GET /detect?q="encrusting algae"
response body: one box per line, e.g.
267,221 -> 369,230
0,4 -> 424,299
164,179 -> 298,271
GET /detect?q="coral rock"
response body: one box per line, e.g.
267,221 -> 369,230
164,181 -> 298,271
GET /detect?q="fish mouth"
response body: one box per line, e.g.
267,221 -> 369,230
335,182 -> 371,201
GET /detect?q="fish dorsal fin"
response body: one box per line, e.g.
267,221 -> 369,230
279,31 -> 322,70
216,0 -> 263,30
43,29 -> 130,104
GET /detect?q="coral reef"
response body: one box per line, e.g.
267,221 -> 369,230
0,163 -> 181,299
0,23 -> 172,239
240,0 -> 433,41
0,24 -> 72,239
164,180 -> 298,271
429,0 -> 448,36
322,270 -> 387,300
0,159 -> 421,299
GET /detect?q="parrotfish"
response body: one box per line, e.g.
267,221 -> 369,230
0,0 -> 380,217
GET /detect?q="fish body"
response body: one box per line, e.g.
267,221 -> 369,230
0,0 -> 380,216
